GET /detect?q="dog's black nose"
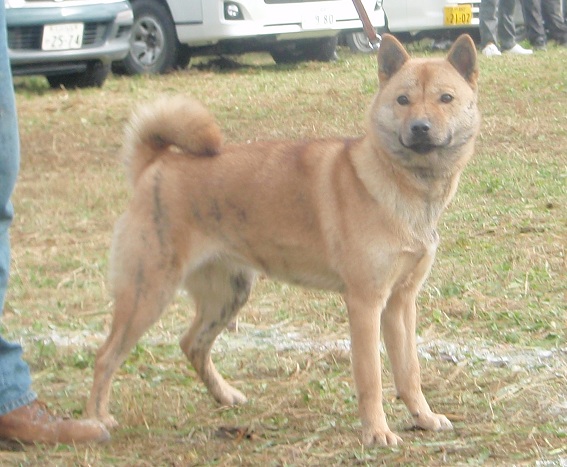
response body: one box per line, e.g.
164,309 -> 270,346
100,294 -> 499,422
411,120 -> 431,136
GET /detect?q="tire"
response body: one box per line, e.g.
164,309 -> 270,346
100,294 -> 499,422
46,61 -> 110,89
271,36 -> 339,64
120,0 -> 180,74
345,31 -> 375,53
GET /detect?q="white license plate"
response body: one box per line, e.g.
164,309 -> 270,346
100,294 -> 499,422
302,8 -> 336,30
42,23 -> 84,51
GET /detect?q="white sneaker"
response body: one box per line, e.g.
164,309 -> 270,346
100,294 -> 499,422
504,44 -> 533,55
482,43 -> 502,57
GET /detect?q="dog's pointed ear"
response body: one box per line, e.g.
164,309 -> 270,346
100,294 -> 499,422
447,34 -> 479,89
378,34 -> 410,84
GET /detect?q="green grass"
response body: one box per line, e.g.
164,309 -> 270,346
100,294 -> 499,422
1,43 -> 565,465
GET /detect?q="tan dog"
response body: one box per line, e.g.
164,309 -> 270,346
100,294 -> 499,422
87,34 -> 480,446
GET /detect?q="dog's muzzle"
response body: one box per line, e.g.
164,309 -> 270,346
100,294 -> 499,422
401,119 -> 447,154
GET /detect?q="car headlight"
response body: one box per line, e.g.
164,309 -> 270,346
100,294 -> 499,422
116,8 -> 134,22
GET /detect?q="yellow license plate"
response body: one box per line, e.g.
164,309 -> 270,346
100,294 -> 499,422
444,4 -> 473,25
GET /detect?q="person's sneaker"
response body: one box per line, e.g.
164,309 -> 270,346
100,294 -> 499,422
0,400 -> 110,444
503,44 -> 533,55
482,43 -> 501,57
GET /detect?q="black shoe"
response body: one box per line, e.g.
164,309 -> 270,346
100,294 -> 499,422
532,38 -> 547,50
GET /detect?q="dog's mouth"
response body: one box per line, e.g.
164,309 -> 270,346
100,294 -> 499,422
407,143 -> 436,154
400,135 -> 452,155
399,138 -> 438,155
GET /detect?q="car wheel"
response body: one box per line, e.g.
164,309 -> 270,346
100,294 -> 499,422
121,0 -> 179,74
311,36 -> 339,61
271,36 -> 338,64
345,31 -> 375,53
46,61 -> 110,89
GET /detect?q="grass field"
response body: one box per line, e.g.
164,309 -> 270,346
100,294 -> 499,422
1,41 -> 566,466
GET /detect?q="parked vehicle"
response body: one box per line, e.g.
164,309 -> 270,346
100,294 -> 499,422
115,0 -> 385,74
346,0 -> 482,53
6,0 -> 133,88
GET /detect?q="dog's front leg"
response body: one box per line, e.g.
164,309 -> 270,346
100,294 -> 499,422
381,287 -> 453,433
346,292 -> 403,447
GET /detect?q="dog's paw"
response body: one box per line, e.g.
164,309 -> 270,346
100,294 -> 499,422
86,404 -> 119,430
99,414 -> 119,429
362,427 -> 403,447
414,412 -> 453,431
218,387 -> 247,407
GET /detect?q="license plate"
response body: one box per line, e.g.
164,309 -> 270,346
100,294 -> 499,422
444,4 -> 473,25
302,8 -> 336,30
42,23 -> 84,51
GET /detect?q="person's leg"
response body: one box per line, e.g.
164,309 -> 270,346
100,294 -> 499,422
480,0 -> 501,47
521,0 -> 548,46
498,0 -> 519,49
0,3 -> 110,444
541,0 -> 567,43
0,0 -> 37,418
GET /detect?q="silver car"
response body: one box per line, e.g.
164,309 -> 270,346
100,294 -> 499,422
6,0 -> 133,88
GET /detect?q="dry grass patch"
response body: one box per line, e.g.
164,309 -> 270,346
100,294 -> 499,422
1,46 -> 565,465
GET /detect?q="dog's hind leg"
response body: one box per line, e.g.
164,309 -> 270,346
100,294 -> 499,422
87,216 -> 183,428
180,261 -> 255,406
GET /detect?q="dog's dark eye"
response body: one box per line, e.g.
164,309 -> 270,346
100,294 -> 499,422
397,95 -> 410,106
440,94 -> 454,103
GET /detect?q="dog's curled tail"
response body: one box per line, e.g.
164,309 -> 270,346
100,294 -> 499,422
122,96 -> 222,185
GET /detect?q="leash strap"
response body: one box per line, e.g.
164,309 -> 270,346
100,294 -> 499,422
351,0 -> 382,50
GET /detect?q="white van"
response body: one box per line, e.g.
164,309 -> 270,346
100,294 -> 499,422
346,0 -> 482,52
386,0 -> 482,36
116,0 -> 385,74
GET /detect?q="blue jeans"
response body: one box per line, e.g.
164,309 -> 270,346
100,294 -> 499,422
0,1 -> 36,416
